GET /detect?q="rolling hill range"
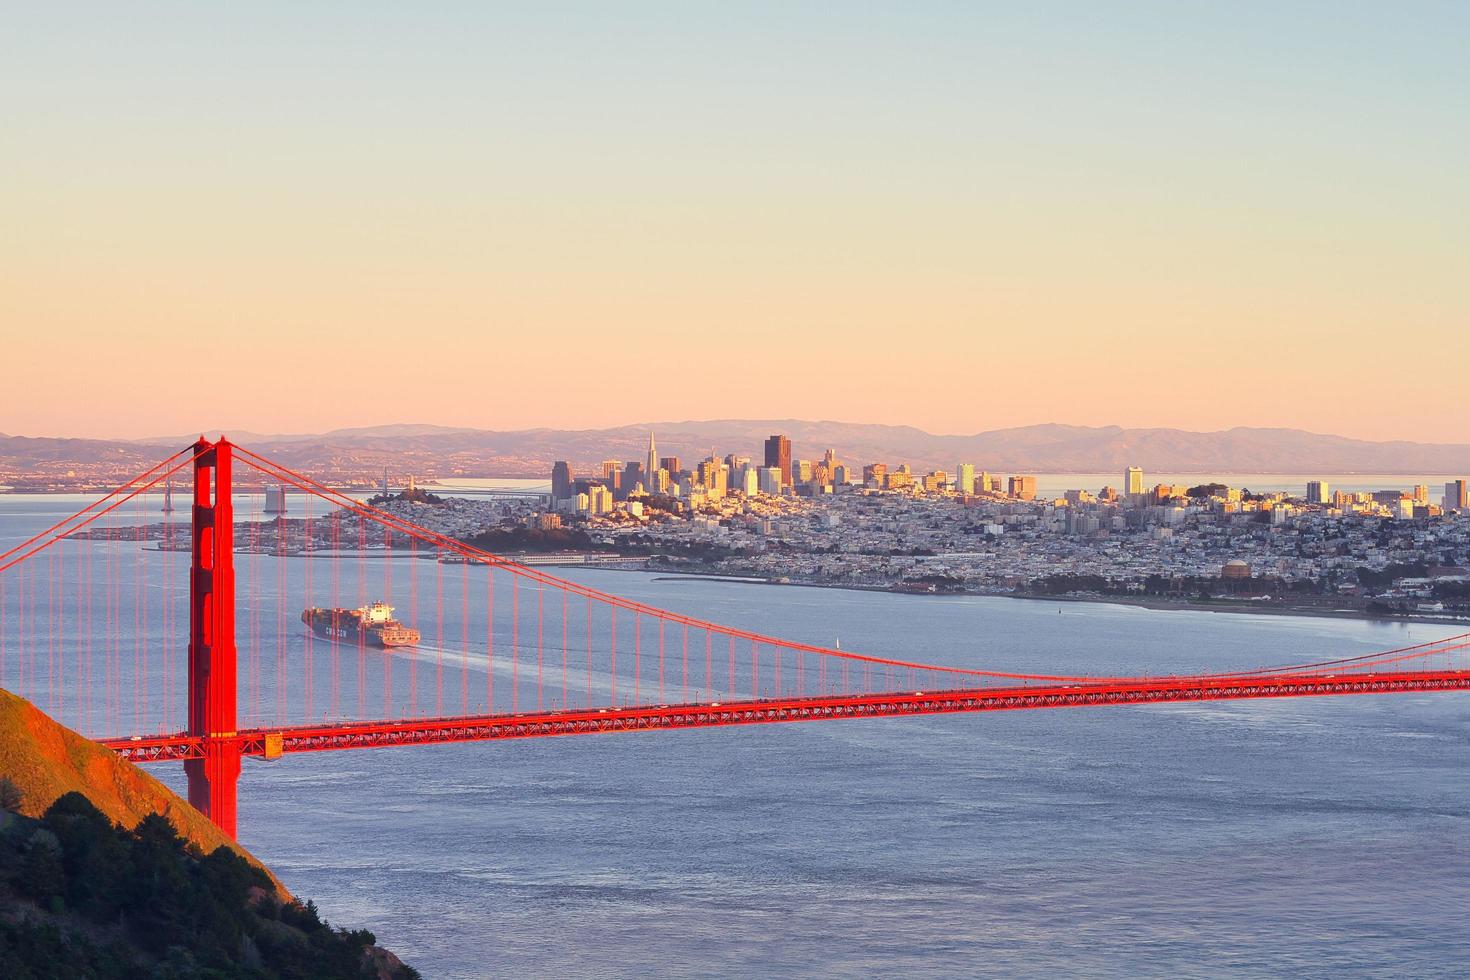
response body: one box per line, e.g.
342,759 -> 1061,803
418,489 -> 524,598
4,422 -> 1469,483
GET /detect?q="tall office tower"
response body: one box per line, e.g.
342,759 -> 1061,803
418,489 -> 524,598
1445,479 -> 1468,511
1008,475 -> 1038,500
956,463 -> 976,495
552,461 -> 573,500
1412,484 -> 1430,504
1125,466 -> 1144,496
646,432 -> 658,486
978,471 -> 993,494
758,467 -> 783,496
1306,480 -> 1328,505
795,459 -> 814,484
601,460 -> 621,481
659,456 -> 681,477
823,448 -> 840,471
764,434 -> 792,487
622,461 -> 644,497
862,463 -> 887,487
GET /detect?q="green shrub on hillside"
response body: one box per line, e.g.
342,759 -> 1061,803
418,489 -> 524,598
0,792 -> 417,979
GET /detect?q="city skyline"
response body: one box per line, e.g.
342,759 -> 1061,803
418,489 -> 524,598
8,416 -> 1470,495
5,4 -> 1469,442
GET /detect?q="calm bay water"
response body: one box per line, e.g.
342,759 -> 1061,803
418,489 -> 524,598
181,578 -> 1470,978
3,497 -> 1469,977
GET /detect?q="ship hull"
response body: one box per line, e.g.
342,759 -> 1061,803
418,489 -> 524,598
301,609 -> 420,648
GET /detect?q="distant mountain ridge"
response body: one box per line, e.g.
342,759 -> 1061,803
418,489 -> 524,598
4,421 -> 1469,479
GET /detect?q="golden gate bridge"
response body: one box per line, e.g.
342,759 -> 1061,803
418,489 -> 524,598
1,438 -> 1467,840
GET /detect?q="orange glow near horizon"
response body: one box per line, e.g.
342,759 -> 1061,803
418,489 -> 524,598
2,5 -> 1467,444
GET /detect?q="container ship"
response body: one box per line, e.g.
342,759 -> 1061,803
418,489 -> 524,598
301,602 -> 421,648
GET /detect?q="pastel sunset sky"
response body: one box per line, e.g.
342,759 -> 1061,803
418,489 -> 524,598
3,3 -> 1466,442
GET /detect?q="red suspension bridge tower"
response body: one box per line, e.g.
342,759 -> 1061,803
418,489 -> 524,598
184,437 -> 240,837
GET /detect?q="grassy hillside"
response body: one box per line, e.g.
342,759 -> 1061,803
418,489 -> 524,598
0,687 -> 280,895
0,687 -> 417,978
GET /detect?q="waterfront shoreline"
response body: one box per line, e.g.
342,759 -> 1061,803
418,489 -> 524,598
617,564 -> 1470,631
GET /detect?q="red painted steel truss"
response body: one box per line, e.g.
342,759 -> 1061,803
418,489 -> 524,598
104,668 -> 1470,764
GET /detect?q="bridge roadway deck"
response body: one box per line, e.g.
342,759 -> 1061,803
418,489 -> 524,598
101,669 -> 1470,763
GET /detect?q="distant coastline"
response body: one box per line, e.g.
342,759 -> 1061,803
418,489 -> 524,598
613,564 -> 1470,631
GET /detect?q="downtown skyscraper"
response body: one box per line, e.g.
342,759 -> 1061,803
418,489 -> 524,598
764,434 -> 792,487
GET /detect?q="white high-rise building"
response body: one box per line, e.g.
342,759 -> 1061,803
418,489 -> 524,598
740,467 -> 759,496
759,467 -> 783,496
1125,466 -> 1144,496
645,431 -> 658,488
